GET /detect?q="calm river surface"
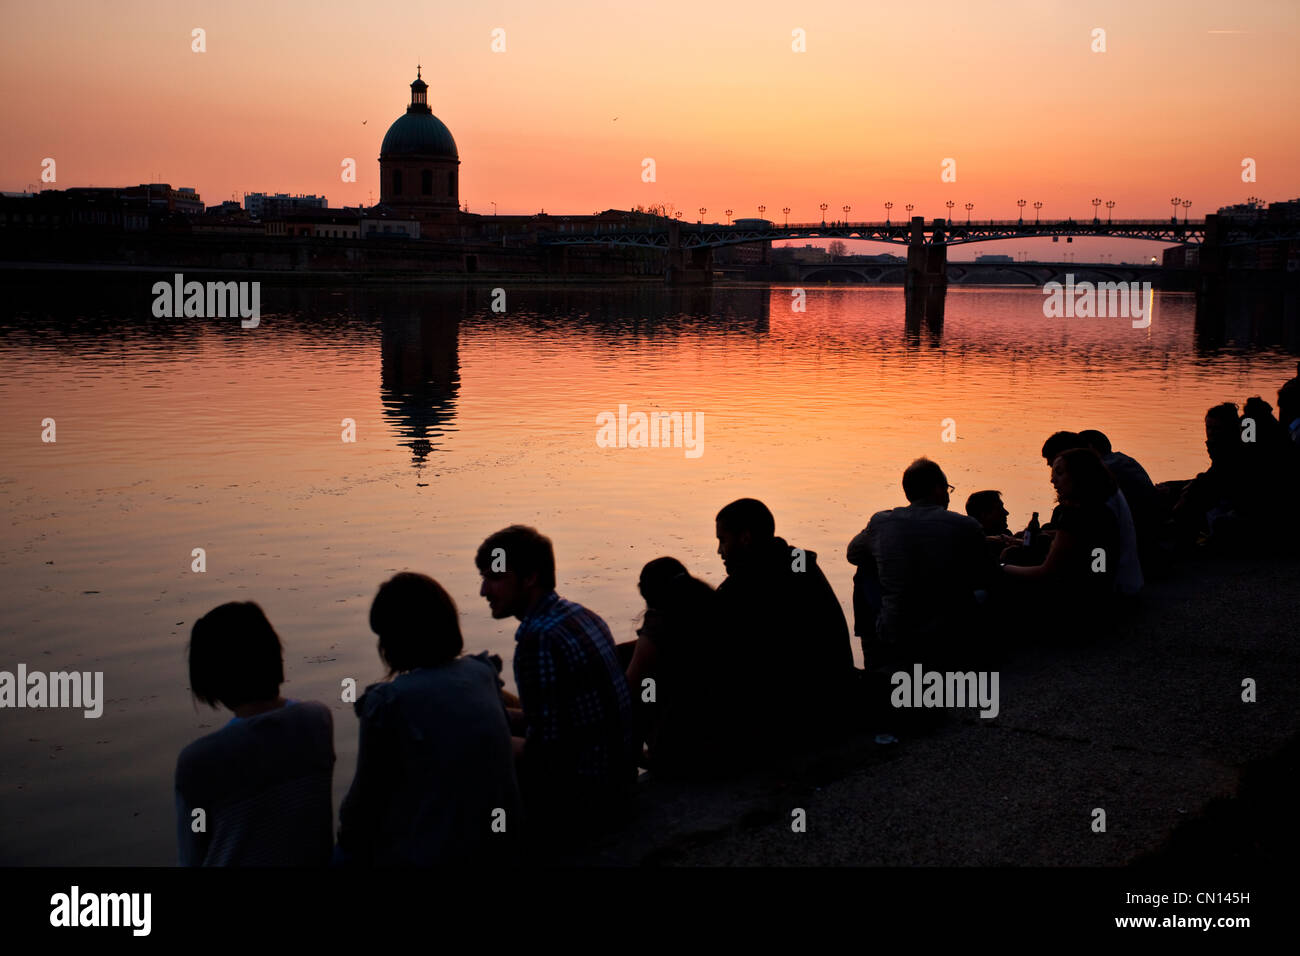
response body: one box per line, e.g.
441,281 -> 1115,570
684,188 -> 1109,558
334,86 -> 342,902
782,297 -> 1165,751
0,280 -> 1294,864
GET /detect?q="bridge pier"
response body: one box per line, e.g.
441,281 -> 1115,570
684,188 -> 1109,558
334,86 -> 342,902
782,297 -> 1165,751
664,221 -> 714,284
1194,213 -> 1228,327
905,216 -> 947,326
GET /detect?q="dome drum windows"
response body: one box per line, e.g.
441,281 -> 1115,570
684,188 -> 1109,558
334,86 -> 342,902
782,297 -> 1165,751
377,71 -> 461,210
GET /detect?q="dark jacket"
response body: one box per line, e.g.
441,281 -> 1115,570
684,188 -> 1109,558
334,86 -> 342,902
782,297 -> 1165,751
716,537 -> 855,741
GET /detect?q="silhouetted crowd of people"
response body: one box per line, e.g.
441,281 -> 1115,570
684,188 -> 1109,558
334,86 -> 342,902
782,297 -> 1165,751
175,365 -> 1300,865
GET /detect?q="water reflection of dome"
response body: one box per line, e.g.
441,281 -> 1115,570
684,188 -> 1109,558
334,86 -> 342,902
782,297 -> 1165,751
379,295 -> 462,467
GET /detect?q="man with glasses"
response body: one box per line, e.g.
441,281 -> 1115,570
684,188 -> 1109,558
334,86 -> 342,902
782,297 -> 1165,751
847,458 -> 995,681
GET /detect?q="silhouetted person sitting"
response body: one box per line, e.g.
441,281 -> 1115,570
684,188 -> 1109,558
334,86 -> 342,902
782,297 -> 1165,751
1271,370 -> 1300,518
1040,431 -> 1083,466
475,525 -> 636,842
965,489 -> 1011,537
1277,369 -> 1300,542
965,489 -> 1020,562
1239,395 -> 1300,544
1079,429 -> 1156,519
1002,448 -> 1122,632
1279,364 -> 1300,446
1079,428 -> 1160,565
1172,403 -> 1254,546
176,602 -> 334,866
337,573 -> 521,866
849,459 -> 994,678
1242,396 -> 1287,448
715,498 -> 856,750
1039,431 -> 1143,595
625,557 -> 734,779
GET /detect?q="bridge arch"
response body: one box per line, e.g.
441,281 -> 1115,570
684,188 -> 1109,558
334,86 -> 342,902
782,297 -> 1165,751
946,266 -> 1048,285
801,268 -> 872,283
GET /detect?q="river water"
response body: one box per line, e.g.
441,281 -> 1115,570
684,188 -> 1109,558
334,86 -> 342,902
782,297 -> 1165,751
0,279 -> 1293,864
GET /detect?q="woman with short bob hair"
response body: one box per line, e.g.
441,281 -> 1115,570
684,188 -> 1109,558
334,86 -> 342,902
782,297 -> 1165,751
338,572 -> 522,866
176,601 -> 335,866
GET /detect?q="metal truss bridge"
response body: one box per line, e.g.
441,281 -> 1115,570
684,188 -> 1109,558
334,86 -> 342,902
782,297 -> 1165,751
541,217 -> 1298,251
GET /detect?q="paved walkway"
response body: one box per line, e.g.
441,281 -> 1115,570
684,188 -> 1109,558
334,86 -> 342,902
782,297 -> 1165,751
577,552 -> 1300,865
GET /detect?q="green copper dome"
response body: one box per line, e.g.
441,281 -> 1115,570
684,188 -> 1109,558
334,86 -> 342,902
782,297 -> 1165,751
380,112 -> 458,160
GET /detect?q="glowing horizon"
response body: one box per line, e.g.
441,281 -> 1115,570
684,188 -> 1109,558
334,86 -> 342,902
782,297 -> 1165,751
3,0 -> 1296,237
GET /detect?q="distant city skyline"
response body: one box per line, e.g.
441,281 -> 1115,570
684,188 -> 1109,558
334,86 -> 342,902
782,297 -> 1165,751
3,0 -> 1296,263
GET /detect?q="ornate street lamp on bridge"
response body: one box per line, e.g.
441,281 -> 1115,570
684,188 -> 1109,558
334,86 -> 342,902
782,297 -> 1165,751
1033,201 -> 1042,224
758,205 -> 766,221
946,200 -> 955,221
1105,200 -> 1115,224
675,210 -> 682,220
905,203 -> 914,218
1181,199 -> 1191,224
698,207 -> 706,222
842,204 -> 851,223
964,202 -> 974,224
884,201 -> 893,224
1017,198 -> 1026,224
725,208 -> 733,225
1170,197 -> 1181,224
1092,198 -> 1102,223
819,203 -> 828,224
782,206 -> 790,226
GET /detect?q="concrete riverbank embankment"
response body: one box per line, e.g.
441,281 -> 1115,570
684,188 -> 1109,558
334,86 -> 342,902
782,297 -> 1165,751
577,551 -> 1299,866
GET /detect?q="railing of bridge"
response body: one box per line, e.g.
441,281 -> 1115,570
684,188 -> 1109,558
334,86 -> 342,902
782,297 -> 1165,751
535,216 -> 1292,251
545,218 -> 1209,233
695,218 -> 1206,229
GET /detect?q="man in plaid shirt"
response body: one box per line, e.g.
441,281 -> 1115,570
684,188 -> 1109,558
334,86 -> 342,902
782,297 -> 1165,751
476,525 -> 636,838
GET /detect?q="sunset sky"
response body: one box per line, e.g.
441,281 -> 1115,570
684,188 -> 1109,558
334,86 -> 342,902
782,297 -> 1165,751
2,0 -> 1297,258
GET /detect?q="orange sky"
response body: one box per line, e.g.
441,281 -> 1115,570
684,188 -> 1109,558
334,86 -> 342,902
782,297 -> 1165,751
2,0 -> 1297,254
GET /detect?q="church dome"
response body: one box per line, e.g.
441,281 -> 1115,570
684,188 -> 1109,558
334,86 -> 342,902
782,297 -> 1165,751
380,68 -> 459,160
381,113 -> 458,159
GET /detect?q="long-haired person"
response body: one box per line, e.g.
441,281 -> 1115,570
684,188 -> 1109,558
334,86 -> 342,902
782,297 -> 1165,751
1002,448 -> 1122,628
625,557 -> 732,778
